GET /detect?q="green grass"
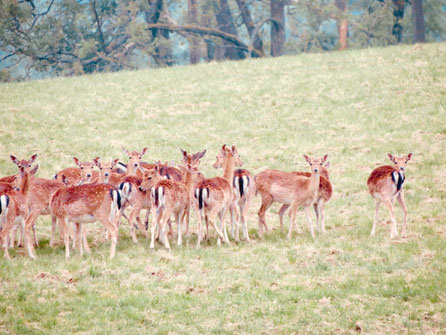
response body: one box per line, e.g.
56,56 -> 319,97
1,42 -> 446,334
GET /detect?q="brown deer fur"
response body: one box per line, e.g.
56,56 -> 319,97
367,153 -> 412,238
278,163 -> 332,233
195,145 -> 238,247
0,166 -> 35,259
50,181 -> 122,258
255,155 -> 328,239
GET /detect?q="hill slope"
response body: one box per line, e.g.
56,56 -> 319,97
0,43 -> 445,334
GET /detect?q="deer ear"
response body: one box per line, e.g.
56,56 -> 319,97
62,174 -> 68,185
30,165 -> 39,176
387,154 -> 396,163
303,155 -> 310,163
141,147 -> 148,156
29,154 -> 38,164
93,157 -> 100,167
322,154 -> 328,163
222,144 -> 227,150
10,155 -> 19,165
154,165 -> 159,173
73,157 -> 80,166
407,153 -> 413,161
199,150 -> 206,159
181,149 -> 187,157
231,145 -> 238,154
112,159 -> 119,168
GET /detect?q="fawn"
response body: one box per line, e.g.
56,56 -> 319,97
367,153 -> 412,238
277,160 -> 332,233
255,155 -> 328,239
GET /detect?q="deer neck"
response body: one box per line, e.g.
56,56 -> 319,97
223,153 -> 235,183
19,172 -> 30,197
183,170 -> 195,195
309,169 -> 321,194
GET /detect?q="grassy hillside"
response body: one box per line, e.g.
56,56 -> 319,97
0,43 -> 445,334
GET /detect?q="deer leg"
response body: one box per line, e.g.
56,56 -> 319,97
371,200 -> 380,236
128,205 -> 141,244
9,225 -> 18,248
144,208 -> 150,231
159,210 -> 171,250
49,215 -> 58,247
278,204 -> 289,231
318,200 -> 326,233
150,208 -> 161,249
22,219 -> 36,259
313,202 -> 320,233
304,206 -> 315,239
240,201 -> 250,242
287,204 -> 298,240
383,199 -> 398,239
396,191 -> 408,237
218,205 -> 231,246
61,218 -> 71,259
176,212 -> 182,247
258,196 -> 273,239
196,209 -> 204,249
76,223 -> 83,256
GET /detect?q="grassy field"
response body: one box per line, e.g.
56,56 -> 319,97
0,42 -> 445,334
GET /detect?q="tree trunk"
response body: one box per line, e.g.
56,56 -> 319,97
215,0 -> 245,60
144,0 -> 172,66
335,0 -> 348,50
235,0 -> 263,57
411,0 -> 425,43
270,0 -> 285,57
391,0 -> 407,43
188,0 -> 200,64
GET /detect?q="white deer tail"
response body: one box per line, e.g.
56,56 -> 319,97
109,189 -> 122,222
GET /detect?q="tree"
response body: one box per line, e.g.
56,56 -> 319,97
411,0 -> 425,42
215,0 -> 245,60
235,0 -> 264,57
270,0 -> 286,56
335,0 -> 348,50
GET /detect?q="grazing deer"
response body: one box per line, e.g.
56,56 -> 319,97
50,180 -> 122,258
195,145 -> 238,247
0,166 -> 36,259
142,164 -> 200,250
277,161 -> 332,233
367,153 -> 412,239
54,157 -> 99,185
255,155 -> 328,239
212,146 -> 251,242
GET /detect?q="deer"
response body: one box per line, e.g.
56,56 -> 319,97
367,153 -> 412,239
2,154 -> 38,246
50,178 -> 122,259
54,157 -> 99,185
0,166 -> 37,259
277,160 -> 332,234
212,146 -> 251,242
255,155 -> 328,240
195,145 -> 239,248
178,149 -> 207,236
141,164 -> 200,250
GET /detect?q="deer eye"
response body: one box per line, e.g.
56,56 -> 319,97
80,167 -> 84,170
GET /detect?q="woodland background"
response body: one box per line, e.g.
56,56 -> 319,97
1,0 -> 445,81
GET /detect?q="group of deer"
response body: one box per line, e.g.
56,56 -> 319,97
0,145 -> 412,260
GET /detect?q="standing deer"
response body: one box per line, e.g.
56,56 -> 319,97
367,153 -> 412,238
255,155 -> 328,239
50,180 -> 122,258
195,145 -> 238,247
142,164 -> 200,250
277,160 -> 332,233
212,146 -> 251,242
0,166 -> 37,259
54,157 -> 99,185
